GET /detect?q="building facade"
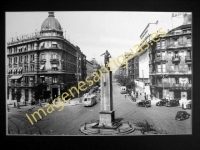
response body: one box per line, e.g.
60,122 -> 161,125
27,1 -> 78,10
7,12 -> 86,103
149,24 -> 192,100
86,60 -> 93,76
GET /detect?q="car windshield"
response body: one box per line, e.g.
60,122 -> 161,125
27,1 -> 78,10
177,111 -> 185,115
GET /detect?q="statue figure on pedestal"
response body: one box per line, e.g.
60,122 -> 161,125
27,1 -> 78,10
100,50 -> 111,67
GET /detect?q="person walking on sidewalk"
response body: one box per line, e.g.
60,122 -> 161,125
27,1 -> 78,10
144,93 -> 147,100
17,102 -> 20,109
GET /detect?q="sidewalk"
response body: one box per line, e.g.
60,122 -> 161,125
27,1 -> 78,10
7,96 -> 84,109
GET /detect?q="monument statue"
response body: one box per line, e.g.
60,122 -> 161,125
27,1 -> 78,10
100,50 -> 111,67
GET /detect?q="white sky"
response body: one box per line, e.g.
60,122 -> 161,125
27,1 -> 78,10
6,11 -> 189,65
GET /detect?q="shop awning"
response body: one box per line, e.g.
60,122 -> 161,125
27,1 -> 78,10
9,75 -> 23,80
40,65 -> 44,70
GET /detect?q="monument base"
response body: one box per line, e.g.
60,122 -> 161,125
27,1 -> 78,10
99,110 -> 115,127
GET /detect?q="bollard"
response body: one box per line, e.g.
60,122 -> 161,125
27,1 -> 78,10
14,102 -> 16,108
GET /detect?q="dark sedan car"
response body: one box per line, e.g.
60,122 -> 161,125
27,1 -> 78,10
166,100 -> 179,107
156,99 -> 168,106
175,111 -> 190,121
136,100 -> 151,107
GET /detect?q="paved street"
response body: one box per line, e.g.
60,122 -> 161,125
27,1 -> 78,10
7,81 -> 192,135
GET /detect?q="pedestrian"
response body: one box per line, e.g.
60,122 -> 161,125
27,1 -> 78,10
17,102 -> 20,109
150,95 -> 153,100
136,92 -> 138,98
14,102 -> 16,108
144,93 -> 147,100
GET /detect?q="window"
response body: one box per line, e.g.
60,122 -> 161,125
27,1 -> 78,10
179,51 -> 185,59
188,78 -> 191,84
161,40 -> 165,49
157,52 -> 161,57
19,56 -> 23,63
31,65 -> 34,71
188,64 -> 191,71
157,42 -> 160,49
187,37 -> 191,44
52,76 -> 57,83
41,54 -> 45,60
14,57 -> 17,64
52,53 -> 57,59
31,55 -> 34,61
52,42 -> 57,48
186,50 -> 191,58
157,64 -> 161,73
162,51 -> 165,59
9,58 -> 12,64
168,51 -> 173,59
175,64 -> 179,71
24,76 -> 29,83
174,51 -> 178,58
24,66 -> 28,72
162,64 -> 166,73
24,55 -> 28,62
175,78 -> 179,84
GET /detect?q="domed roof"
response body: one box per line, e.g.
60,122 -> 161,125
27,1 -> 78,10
41,12 -> 62,31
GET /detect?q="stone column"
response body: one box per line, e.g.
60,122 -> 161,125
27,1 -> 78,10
99,69 -> 115,127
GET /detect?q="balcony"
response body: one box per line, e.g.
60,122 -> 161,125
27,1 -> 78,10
185,56 -> 191,64
50,58 -> 59,63
172,56 -> 180,63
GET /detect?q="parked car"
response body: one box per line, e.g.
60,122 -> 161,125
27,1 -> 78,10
156,98 -> 168,106
136,100 -> 151,107
166,99 -> 179,107
175,111 -> 190,121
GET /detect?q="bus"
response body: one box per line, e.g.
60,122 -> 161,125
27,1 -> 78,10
83,94 -> 97,107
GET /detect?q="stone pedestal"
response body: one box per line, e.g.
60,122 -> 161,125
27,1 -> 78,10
99,69 -> 115,127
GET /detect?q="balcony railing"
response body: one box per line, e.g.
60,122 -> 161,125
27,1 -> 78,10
185,56 -> 191,63
172,56 -> 180,63
155,83 -> 192,89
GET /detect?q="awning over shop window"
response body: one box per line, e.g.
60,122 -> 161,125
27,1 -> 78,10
52,42 -> 57,44
9,75 -> 23,80
40,65 -> 44,70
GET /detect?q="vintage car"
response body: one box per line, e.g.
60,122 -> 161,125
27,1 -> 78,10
136,100 -> 151,107
156,98 -> 168,106
166,99 -> 179,107
175,111 -> 190,121
120,86 -> 127,94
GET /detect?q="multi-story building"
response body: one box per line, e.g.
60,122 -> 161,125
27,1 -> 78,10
86,60 -> 93,76
127,55 -> 139,82
7,12 -> 86,103
81,53 -> 87,80
149,24 -> 192,101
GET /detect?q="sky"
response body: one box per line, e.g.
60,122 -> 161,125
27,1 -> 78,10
6,11 -> 190,66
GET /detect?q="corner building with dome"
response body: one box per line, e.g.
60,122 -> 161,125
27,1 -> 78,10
7,12 -> 87,103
